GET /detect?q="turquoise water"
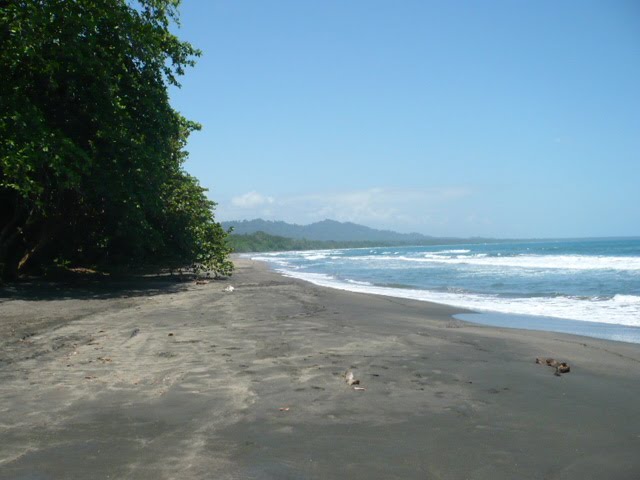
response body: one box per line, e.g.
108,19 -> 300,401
251,238 -> 640,343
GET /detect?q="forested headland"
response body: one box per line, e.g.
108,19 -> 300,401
228,231 -> 407,253
226,220 -> 514,253
0,0 -> 232,281
228,230 -> 514,253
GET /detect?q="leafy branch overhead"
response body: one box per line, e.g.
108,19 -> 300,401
0,0 -> 232,279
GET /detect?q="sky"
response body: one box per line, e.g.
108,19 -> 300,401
169,0 -> 640,238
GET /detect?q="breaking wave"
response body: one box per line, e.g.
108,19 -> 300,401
273,269 -> 640,327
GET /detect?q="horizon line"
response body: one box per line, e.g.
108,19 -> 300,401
222,218 -> 640,242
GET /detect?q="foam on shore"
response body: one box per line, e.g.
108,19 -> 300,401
262,266 -> 640,338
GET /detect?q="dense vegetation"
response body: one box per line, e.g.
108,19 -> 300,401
0,0 -> 232,280
227,231 -> 498,253
227,232 -> 402,253
229,229 -> 517,253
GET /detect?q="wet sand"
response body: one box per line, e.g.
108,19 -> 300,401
1,258 -> 640,479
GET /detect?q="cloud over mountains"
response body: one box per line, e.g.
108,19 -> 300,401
221,187 -> 473,234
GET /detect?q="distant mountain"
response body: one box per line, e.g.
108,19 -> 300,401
222,219 -> 433,242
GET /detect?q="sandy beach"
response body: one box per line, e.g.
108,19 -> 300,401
1,257 -> 640,479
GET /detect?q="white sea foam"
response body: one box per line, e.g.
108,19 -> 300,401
273,268 -> 640,327
249,255 -> 297,269
302,253 -> 329,261
345,253 -> 640,271
613,294 -> 640,304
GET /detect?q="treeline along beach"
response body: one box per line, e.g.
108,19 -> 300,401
0,0 -> 232,281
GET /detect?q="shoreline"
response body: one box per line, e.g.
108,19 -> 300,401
457,311 -> 640,345
1,258 -> 640,479
250,255 -> 640,344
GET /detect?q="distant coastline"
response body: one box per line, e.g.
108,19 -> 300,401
225,218 -> 640,253
228,230 -> 515,253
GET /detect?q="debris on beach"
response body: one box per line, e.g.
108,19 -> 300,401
353,386 -> 367,391
344,370 -> 360,386
536,357 -> 571,376
223,286 -> 235,293
279,407 -> 290,412
130,328 -> 140,338
195,279 -> 208,285
554,362 -> 571,376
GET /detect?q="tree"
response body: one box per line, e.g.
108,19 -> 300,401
0,0 -> 232,279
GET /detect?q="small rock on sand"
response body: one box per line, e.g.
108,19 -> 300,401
345,371 -> 360,386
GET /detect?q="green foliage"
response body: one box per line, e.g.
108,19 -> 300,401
158,172 -> 233,276
228,230 -> 510,253
228,231 -> 403,253
0,0 -> 232,279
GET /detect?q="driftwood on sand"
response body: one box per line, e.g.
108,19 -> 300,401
536,357 -> 571,376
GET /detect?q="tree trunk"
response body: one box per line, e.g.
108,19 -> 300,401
0,226 -> 24,281
0,241 -> 22,281
1,257 -> 19,281
17,220 -> 59,274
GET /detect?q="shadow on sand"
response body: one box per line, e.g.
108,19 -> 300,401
0,273 -> 214,302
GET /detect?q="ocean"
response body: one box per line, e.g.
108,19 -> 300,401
250,238 -> 640,344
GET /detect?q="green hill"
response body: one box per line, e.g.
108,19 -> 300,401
223,219 -> 433,242
228,231 -> 403,253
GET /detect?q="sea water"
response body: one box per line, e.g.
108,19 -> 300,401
250,238 -> 640,343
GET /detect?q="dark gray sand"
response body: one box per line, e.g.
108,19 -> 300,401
1,258 -> 640,479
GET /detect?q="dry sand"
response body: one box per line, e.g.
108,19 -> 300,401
1,258 -> 640,479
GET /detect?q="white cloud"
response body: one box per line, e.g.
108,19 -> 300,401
231,191 -> 275,208
277,187 -> 471,228
219,187 -> 473,234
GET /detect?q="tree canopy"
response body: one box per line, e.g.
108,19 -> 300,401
0,0 -> 232,279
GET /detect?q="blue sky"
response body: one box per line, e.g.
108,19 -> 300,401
169,0 -> 639,238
